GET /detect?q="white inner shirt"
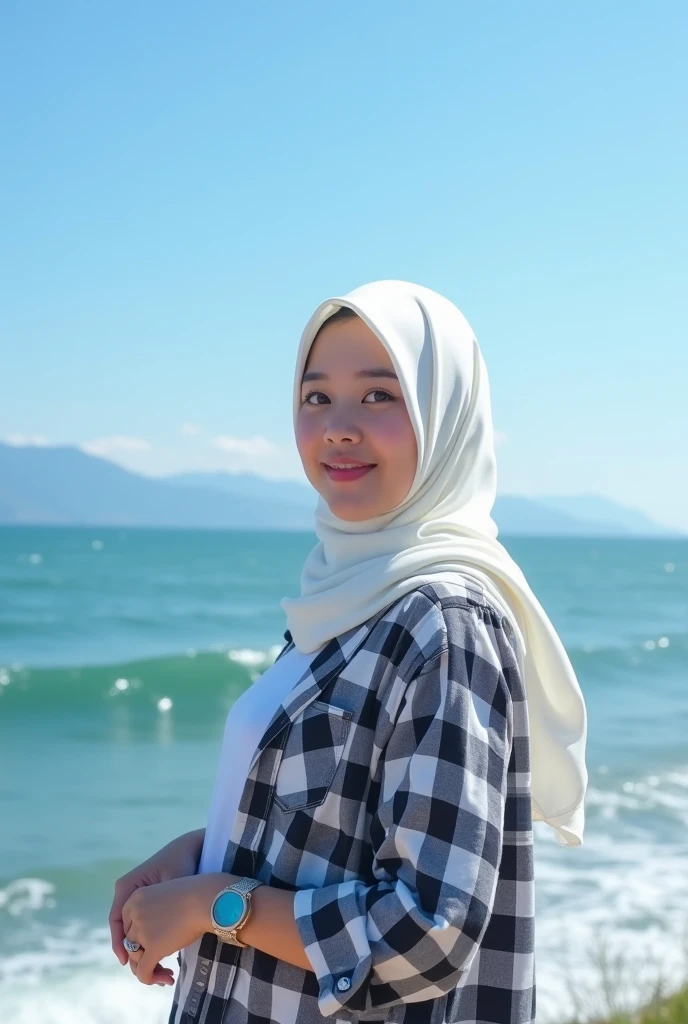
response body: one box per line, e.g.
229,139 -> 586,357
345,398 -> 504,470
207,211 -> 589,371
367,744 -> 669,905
197,643 -> 320,875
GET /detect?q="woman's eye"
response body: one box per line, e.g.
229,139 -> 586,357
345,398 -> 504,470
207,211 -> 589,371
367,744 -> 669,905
301,389 -> 393,405
363,389 -> 393,403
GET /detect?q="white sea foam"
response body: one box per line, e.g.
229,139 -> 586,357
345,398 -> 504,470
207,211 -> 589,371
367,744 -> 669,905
533,823 -> 688,1022
531,766 -> 688,1020
228,648 -> 268,667
0,878 -> 56,916
1,964 -> 174,1024
0,918 -> 177,1023
584,764 -> 688,826
227,645 -> 282,668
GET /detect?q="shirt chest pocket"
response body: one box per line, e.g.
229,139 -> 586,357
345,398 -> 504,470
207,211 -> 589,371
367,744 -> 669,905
274,699 -> 353,812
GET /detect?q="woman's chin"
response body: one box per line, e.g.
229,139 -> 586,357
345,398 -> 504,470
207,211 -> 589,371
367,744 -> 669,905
323,494 -> 385,523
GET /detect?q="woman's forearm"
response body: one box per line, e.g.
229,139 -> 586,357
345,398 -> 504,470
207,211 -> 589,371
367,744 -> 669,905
194,873 -> 312,972
186,828 -> 205,870
158,827 -> 205,873
240,881 -> 311,970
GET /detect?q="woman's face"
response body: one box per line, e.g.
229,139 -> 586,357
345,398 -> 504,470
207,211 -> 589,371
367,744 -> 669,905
296,314 -> 418,522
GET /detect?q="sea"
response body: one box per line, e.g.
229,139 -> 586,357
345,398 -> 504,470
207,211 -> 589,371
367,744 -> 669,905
0,526 -> 686,1024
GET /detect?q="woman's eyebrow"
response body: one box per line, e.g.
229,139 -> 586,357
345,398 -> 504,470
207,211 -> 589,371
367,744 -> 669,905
356,368 -> 398,379
301,368 -> 398,382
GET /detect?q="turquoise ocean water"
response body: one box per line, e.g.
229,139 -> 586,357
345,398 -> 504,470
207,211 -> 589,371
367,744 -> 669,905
1,526 -> 687,1023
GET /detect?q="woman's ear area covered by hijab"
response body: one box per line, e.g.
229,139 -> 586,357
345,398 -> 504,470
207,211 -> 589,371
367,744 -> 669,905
295,307 -> 419,523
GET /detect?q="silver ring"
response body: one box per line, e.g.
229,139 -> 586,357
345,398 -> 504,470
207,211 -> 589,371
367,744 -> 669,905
123,936 -> 141,953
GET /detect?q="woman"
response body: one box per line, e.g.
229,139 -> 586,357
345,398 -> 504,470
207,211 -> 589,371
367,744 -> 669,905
109,280 -> 588,1024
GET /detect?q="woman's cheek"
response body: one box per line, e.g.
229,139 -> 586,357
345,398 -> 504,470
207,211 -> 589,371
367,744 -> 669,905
371,409 -> 417,467
295,415 -> 321,474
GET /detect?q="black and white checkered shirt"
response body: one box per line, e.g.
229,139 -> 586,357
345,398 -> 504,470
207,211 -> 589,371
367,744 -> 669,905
169,578 -> 535,1024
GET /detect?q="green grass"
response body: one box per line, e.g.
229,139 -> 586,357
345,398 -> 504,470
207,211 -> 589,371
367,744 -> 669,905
549,919 -> 688,1024
592,984 -> 688,1024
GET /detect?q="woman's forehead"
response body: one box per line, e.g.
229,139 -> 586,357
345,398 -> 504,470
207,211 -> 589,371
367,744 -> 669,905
303,316 -> 395,373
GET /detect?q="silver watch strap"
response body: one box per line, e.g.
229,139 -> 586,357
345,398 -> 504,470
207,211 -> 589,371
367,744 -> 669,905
231,876 -> 263,896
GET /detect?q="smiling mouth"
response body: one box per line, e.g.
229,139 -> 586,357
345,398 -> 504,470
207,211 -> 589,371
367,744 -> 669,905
322,462 -> 376,482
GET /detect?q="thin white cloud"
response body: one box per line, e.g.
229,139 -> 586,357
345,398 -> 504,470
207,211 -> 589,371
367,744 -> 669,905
4,433 -> 51,447
179,423 -> 203,436
81,435 -> 153,456
495,430 -> 508,445
211,435 -> 278,457
74,431 -> 293,478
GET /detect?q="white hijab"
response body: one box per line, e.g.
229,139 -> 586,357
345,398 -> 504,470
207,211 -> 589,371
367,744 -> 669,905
281,280 -> 588,847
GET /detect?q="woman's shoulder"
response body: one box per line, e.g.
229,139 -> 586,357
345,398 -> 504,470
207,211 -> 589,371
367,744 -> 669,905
381,573 -> 514,635
375,575 -> 519,679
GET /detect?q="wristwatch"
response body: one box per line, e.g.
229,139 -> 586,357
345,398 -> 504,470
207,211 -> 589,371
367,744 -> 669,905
210,877 -> 264,947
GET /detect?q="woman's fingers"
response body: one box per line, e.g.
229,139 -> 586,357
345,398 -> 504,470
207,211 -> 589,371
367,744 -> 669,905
150,963 -> 175,986
133,947 -> 166,986
127,946 -> 175,986
128,947 -> 143,976
152,965 -> 175,985
109,876 -> 139,965
113,874 -> 175,984
125,926 -> 143,976
110,919 -> 128,966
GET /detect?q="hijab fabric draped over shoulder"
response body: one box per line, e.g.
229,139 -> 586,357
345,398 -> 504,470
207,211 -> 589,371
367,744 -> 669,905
281,280 -> 588,848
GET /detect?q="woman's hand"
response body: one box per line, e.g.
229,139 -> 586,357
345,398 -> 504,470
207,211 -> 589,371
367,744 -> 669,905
109,828 -> 205,983
124,873 -> 236,986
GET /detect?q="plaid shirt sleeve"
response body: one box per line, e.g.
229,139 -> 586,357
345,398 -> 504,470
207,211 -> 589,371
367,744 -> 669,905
292,603 -> 514,1020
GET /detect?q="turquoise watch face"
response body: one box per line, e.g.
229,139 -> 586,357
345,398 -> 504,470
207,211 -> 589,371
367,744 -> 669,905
213,890 -> 245,929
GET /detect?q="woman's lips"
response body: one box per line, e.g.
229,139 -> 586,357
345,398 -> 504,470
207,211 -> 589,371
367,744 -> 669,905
323,462 -> 376,482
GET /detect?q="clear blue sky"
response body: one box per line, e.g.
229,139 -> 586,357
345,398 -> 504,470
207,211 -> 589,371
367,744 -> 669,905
1,2 -> 686,529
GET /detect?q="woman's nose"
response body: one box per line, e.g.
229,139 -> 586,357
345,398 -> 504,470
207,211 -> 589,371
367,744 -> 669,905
324,414 -> 363,445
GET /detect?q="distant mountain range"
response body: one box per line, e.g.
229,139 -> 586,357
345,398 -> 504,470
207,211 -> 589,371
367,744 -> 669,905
0,443 -> 683,537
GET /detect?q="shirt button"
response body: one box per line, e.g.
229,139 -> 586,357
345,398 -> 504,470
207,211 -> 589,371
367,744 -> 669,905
337,976 -> 352,992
